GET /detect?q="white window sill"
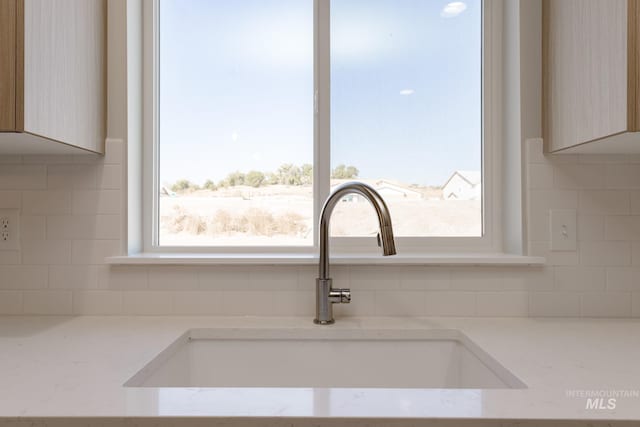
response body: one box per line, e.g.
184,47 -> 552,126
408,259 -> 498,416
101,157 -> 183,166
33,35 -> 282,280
105,253 -> 545,266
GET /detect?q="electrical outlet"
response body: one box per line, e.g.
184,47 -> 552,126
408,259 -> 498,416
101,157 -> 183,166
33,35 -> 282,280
550,209 -> 577,251
0,209 -> 19,251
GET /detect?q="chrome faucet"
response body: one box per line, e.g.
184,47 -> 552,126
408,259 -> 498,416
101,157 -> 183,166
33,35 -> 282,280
314,181 -> 397,325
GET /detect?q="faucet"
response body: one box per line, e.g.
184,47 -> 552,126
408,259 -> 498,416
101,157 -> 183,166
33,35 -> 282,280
314,181 -> 397,325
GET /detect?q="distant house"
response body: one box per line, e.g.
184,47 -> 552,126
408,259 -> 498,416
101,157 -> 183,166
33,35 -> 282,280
331,179 -> 422,202
374,180 -> 422,200
442,171 -> 481,200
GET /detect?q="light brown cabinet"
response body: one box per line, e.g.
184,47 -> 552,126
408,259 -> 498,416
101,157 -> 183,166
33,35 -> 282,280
0,0 -> 106,154
543,0 -> 640,154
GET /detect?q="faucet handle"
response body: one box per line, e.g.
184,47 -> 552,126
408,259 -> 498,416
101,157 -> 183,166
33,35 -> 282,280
376,232 -> 382,248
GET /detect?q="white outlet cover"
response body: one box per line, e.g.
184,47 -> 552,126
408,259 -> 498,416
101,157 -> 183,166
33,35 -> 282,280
0,209 -> 20,251
550,209 -> 577,251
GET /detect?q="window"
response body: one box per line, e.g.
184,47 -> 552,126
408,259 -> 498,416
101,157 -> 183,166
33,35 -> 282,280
144,0 -> 498,253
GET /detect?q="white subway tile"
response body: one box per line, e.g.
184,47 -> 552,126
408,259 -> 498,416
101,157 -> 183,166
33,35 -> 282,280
334,290 -> 375,317
529,190 -> 578,219
633,293 -> 640,317
22,190 -> 72,214
554,164 -> 604,189
0,191 -> 21,208
148,266 -> 198,290
581,292 -> 632,318
476,292 -> 529,317
0,155 -> 22,164
579,241 -> 631,266
577,215 -> 605,241
219,291 -> 275,316
123,291 -> 173,315
525,138 -> 546,164
197,266 -> 250,290
605,164 -> 640,188
449,267 -> 504,290
96,165 -> 122,189
0,165 -> 46,189
49,265 -> 100,289
554,266 -> 606,290
19,216 -> 46,240
23,155 -> 73,164
47,215 -> 121,240
247,266 -> 298,290
0,265 -> 47,289
173,291 -> 224,315
103,139 -> 124,164
0,251 -> 19,265
578,190 -> 629,215
71,240 -> 120,264
579,154 -> 637,164
605,216 -> 640,240
99,266 -> 148,290
527,163 -> 554,189
502,266 -> 554,290
634,242 -> 640,265
527,213 -> 550,241
374,291 -> 425,316
399,266 -> 450,290
424,292 -> 476,316
350,266 -> 401,290
73,291 -> 123,315
529,292 -> 581,317
631,191 -> 640,214
21,240 -> 71,264
47,165 -> 96,189
272,291 -> 315,316
72,140 -> 123,165
606,267 -> 640,291
0,291 -> 22,314
72,190 -> 121,214
23,291 -> 72,315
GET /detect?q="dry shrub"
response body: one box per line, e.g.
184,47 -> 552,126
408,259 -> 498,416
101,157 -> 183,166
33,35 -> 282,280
163,206 -> 206,234
162,205 -> 310,237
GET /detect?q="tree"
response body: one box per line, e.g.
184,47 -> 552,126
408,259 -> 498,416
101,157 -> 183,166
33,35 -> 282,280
331,164 -> 359,179
301,163 -> 313,185
245,170 -> 266,188
171,179 -> 199,192
277,163 -> 302,185
223,171 -> 245,187
203,180 -> 217,191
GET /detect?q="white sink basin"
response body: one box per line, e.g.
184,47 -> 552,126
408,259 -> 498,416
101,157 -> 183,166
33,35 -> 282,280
125,329 -> 525,389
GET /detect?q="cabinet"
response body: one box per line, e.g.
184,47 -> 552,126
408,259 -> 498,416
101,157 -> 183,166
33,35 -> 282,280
0,0 -> 106,154
543,0 -> 640,153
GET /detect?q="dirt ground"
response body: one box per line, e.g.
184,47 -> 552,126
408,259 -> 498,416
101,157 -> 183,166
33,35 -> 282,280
159,185 -> 481,246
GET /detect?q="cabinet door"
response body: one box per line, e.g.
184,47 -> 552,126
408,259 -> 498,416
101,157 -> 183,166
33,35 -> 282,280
0,0 -> 17,131
543,0 -> 628,152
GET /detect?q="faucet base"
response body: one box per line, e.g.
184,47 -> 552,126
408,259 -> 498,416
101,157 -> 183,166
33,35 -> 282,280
313,318 -> 335,325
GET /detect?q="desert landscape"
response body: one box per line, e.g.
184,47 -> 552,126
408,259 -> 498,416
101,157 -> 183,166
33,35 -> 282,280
159,166 -> 481,246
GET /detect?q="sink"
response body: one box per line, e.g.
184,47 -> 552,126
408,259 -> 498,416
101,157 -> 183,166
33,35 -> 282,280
125,329 -> 525,389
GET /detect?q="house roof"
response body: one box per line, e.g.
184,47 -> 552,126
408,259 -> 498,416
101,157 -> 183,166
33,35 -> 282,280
442,170 -> 481,188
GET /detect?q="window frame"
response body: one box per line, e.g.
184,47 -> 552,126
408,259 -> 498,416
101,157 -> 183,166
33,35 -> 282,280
142,0 -> 503,255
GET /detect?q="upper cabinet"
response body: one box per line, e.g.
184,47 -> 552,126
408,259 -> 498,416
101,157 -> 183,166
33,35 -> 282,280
543,0 -> 640,154
0,0 -> 106,155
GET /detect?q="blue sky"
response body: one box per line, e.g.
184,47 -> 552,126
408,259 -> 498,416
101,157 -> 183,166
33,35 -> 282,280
159,0 -> 481,187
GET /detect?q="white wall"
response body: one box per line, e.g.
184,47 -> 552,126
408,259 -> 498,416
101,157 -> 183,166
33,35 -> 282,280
0,1 -> 639,317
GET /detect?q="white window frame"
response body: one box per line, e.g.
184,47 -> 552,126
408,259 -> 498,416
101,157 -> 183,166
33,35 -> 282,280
141,0 -> 504,255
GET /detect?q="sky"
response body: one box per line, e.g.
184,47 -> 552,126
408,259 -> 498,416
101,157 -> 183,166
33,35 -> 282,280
158,0 -> 481,187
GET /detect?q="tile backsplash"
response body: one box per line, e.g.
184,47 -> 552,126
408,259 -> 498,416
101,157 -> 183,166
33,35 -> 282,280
0,138 -> 639,317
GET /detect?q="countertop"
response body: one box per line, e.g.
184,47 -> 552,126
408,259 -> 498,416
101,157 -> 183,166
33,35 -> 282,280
0,316 -> 639,427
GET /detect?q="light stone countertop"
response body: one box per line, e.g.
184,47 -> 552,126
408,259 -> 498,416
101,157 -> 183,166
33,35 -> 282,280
0,316 -> 639,427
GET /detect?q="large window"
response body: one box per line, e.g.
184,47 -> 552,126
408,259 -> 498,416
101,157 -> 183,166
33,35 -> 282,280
147,0 -> 490,252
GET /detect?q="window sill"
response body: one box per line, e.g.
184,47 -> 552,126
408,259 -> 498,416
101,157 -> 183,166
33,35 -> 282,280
105,253 -> 545,266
